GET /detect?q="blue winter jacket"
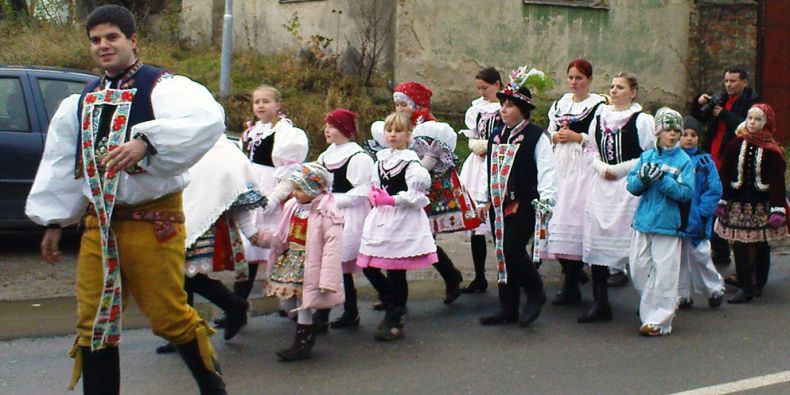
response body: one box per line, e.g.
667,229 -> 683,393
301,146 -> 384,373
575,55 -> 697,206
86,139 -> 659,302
682,148 -> 722,242
626,145 -> 695,237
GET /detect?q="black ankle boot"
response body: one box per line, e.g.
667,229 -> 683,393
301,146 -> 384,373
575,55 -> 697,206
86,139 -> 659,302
313,309 -> 330,334
461,278 -> 489,294
519,290 -> 546,327
81,346 -> 120,395
578,265 -> 613,323
175,339 -> 227,395
728,243 -> 755,304
727,288 -> 754,304
223,299 -> 249,341
444,269 -> 463,304
553,260 -> 583,306
481,283 -> 519,325
330,284 -> 360,329
277,323 -> 315,361
155,342 -> 176,354
374,306 -> 405,341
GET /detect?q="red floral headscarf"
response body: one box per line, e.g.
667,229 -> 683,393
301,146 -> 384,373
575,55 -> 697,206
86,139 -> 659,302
394,81 -> 436,125
743,103 -> 783,159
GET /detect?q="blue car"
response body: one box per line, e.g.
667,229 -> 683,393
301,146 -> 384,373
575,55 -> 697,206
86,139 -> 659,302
0,66 -> 98,229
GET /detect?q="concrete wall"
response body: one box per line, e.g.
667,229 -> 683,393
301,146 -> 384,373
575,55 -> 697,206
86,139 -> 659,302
395,0 -> 693,113
180,0 -> 393,59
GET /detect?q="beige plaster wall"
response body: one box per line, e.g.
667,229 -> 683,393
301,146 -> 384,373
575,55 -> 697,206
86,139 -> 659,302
395,0 -> 693,113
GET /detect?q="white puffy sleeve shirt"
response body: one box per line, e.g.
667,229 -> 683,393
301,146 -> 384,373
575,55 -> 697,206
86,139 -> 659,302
587,104 -> 656,178
25,75 -> 225,226
270,121 -> 309,181
373,149 -> 431,208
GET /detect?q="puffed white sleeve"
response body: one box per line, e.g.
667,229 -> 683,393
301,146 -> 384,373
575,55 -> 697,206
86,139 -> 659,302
393,162 -> 431,208
334,153 -> 374,209
535,133 -> 558,202
271,125 -> 309,181
547,100 -> 559,135
25,95 -> 88,226
131,75 -> 225,177
636,112 -> 657,151
460,104 -> 481,138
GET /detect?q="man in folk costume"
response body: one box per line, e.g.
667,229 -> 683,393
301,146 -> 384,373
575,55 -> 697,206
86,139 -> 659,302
479,66 -> 558,327
25,5 -> 228,394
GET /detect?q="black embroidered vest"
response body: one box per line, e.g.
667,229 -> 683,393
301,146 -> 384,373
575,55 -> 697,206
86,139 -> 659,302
551,101 -> 603,135
74,63 -> 168,177
594,111 -> 644,165
379,160 -> 415,196
247,132 -> 275,167
323,151 -> 364,193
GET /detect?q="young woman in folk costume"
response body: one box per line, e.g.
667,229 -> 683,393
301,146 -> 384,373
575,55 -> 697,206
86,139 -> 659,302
715,103 -> 787,303
478,66 -> 557,327
155,135 -> 267,354
311,109 -> 375,330
544,59 -> 606,306
580,72 -> 655,323
399,81 -> 480,303
357,112 -> 438,341
458,66 -> 503,294
219,85 -> 309,327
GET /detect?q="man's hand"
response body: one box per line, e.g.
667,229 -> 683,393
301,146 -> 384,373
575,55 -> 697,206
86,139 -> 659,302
698,94 -> 711,105
712,105 -> 723,117
41,228 -> 62,264
101,139 -> 147,172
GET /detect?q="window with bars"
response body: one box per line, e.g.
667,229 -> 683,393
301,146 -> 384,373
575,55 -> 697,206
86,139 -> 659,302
523,0 -> 609,9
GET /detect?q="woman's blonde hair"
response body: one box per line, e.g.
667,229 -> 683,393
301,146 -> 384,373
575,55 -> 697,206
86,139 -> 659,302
614,72 -> 639,101
383,112 -> 412,133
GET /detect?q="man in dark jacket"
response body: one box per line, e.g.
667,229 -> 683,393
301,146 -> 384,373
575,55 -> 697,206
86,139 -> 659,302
691,66 -> 759,265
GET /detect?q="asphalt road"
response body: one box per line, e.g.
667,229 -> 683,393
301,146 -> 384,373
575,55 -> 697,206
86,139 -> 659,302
1,258 -> 788,395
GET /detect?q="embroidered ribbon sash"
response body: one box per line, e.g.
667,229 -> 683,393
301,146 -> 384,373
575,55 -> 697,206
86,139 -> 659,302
80,88 -> 136,350
490,143 -> 518,284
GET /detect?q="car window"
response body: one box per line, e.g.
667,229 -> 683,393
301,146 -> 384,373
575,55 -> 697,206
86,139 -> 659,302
39,78 -> 85,121
0,78 -> 31,132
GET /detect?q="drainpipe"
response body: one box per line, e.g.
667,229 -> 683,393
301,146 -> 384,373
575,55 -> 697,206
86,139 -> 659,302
219,0 -> 233,98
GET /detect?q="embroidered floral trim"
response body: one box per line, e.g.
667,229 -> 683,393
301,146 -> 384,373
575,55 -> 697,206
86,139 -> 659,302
490,143 -> 519,284
80,87 -> 136,350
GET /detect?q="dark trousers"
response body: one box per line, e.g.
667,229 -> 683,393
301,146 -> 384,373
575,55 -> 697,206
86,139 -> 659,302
497,205 -> 544,310
233,263 -> 259,300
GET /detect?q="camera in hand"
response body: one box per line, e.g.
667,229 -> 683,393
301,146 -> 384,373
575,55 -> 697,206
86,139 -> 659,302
700,89 -> 727,115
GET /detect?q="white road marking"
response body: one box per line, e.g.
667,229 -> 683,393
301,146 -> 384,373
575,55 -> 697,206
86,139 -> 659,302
669,370 -> 790,395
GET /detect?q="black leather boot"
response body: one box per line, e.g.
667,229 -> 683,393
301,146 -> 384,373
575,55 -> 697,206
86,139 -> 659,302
313,309 -> 330,334
331,274 -> 360,329
81,346 -> 120,395
363,267 -> 391,311
374,305 -> 406,341
518,290 -> 546,327
754,242 -> 770,297
155,342 -> 176,354
462,235 -> 489,294
175,340 -> 227,395
434,247 -> 463,304
578,265 -> 613,323
191,274 -> 250,341
553,260 -> 583,306
480,283 -> 519,325
728,243 -> 754,304
277,323 -> 316,361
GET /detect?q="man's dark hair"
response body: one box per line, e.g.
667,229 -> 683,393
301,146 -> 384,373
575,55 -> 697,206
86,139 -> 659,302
85,5 -> 137,38
724,66 -> 748,81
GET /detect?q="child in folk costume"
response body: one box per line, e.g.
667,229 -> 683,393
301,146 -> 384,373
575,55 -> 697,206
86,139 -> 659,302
257,163 -> 344,361
458,67 -> 503,294
155,136 -> 267,354
228,85 -> 308,326
313,109 -> 374,329
358,112 -> 438,341
395,81 -> 477,304
715,104 -> 787,303
677,116 -> 726,309
544,59 -> 605,305
626,108 -> 694,337
478,66 -> 557,327
580,72 -> 655,324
